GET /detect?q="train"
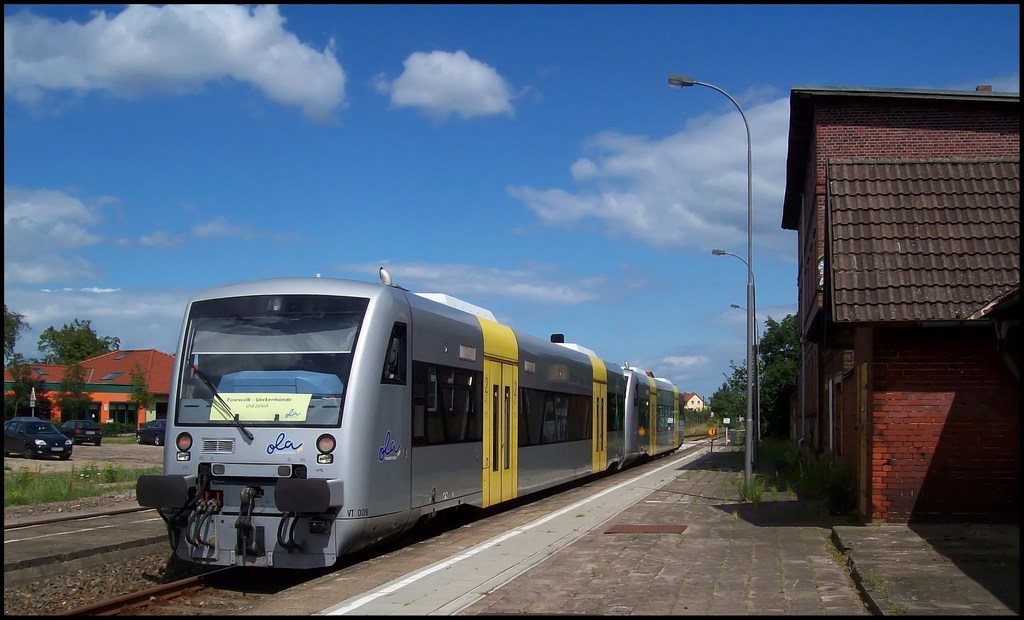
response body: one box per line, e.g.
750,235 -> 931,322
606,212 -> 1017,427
136,269 -> 684,569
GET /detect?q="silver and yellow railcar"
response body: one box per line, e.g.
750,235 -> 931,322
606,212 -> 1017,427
136,272 -> 671,569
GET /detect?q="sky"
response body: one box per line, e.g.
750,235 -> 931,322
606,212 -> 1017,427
3,4 -> 1020,402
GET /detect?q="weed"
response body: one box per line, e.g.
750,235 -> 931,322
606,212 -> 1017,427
737,473 -> 768,503
4,464 -> 160,507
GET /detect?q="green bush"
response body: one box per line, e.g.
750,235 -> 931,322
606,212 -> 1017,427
759,439 -> 856,516
103,421 -> 134,436
793,453 -> 855,515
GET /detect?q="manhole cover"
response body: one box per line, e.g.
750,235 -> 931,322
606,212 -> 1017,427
604,524 -> 688,534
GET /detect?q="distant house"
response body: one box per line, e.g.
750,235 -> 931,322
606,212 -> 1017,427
780,84 -> 1019,523
3,349 -> 174,428
681,392 -> 706,412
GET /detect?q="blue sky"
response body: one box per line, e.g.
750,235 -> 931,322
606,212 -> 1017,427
3,4 -> 1019,401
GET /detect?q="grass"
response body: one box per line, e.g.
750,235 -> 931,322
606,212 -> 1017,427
100,435 -> 138,445
736,473 -> 769,503
3,462 -> 160,507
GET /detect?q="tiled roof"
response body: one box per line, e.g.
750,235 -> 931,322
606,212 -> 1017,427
3,349 -> 175,394
828,158 -> 1020,322
781,86 -> 1019,230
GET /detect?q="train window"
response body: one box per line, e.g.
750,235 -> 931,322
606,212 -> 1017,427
175,295 -> 365,427
518,389 -> 531,447
411,362 -> 482,447
519,388 -> 592,446
380,323 -> 407,385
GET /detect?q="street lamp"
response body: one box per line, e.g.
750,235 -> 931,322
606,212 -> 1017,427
712,247 -> 758,473
729,304 -> 761,450
670,72 -> 755,485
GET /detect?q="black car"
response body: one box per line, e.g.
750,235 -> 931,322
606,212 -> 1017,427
136,419 -> 167,446
4,417 -> 73,460
59,419 -> 103,446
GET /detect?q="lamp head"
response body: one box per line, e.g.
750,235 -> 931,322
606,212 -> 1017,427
711,249 -> 726,256
668,74 -> 696,88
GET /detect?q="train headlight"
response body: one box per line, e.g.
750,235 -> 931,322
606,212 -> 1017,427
316,434 -> 336,464
175,432 -> 192,461
316,434 -> 336,454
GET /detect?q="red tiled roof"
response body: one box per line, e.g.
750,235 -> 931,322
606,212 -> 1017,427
828,158 -> 1020,322
3,349 -> 175,395
2,363 -> 69,383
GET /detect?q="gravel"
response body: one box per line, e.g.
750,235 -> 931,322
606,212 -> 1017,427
4,491 -> 215,616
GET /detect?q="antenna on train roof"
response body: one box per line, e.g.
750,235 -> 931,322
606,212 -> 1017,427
379,266 -> 393,287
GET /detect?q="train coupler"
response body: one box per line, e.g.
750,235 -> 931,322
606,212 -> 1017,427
235,486 -> 265,558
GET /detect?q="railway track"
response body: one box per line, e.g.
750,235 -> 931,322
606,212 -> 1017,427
60,570 -> 230,616
4,506 -> 151,530
15,439 -> 713,615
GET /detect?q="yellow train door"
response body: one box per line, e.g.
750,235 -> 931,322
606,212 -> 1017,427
647,375 -> 658,454
672,387 -> 680,447
483,358 -> 518,507
589,355 -> 608,473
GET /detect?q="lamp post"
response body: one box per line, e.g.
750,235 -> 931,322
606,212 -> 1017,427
669,72 -> 755,484
730,303 -> 761,451
716,243 -> 757,471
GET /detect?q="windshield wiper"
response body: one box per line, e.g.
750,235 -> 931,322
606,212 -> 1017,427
190,363 -> 254,441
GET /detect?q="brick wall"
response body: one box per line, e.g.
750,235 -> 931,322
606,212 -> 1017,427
870,326 -> 1019,523
815,103 -> 1019,159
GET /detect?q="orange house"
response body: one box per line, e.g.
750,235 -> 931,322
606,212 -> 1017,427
3,349 -> 174,428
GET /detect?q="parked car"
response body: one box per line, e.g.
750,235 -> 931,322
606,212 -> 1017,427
4,416 -> 73,460
60,419 -> 103,446
136,419 -> 167,446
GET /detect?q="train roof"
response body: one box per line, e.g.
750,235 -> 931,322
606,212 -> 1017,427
186,276 -> 387,303
412,293 -> 496,321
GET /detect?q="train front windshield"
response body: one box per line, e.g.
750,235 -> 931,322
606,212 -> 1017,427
176,294 -> 368,428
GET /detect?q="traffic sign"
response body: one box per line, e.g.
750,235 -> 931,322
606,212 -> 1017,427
708,426 -> 717,437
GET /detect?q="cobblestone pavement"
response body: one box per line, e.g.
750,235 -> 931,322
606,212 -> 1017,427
459,448 -> 869,615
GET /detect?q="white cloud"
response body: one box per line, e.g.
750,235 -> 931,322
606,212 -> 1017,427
374,50 -> 514,120
334,261 -> 600,306
190,216 -> 299,242
3,4 -> 345,123
191,216 -> 252,240
139,231 -> 185,248
5,287 -> 188,360
3,186 -> 103,285
508,95 -> 796,259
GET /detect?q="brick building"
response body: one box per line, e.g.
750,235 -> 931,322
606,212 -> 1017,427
3,349 -> 174,428
780,85 -> 1019,523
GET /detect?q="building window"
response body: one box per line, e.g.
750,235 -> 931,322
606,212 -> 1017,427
109,402 -> 136,427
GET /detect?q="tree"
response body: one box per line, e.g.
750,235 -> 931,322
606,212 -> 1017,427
708,360 -> 748,423
756,314 -> 800,438
708,313 -> 800,439
3,360 -> 52,420
38,318 -> 120,365
128,362 -> 152,415
57,363 -> 94,423
4,304 -> 30,363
